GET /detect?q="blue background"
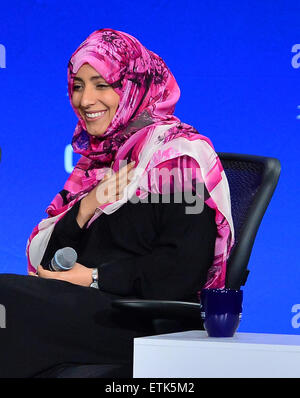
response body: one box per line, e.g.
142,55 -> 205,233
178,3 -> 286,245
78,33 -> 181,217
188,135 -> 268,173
0,0 -> 299,334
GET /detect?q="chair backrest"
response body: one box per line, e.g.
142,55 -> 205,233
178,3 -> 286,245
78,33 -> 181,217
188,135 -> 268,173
218,153 -> 281,289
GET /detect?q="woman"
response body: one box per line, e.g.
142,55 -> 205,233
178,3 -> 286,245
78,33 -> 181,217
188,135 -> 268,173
0,29 -> 234,378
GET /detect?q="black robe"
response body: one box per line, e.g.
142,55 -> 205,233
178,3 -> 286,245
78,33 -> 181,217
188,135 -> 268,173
0,193 -> 216,377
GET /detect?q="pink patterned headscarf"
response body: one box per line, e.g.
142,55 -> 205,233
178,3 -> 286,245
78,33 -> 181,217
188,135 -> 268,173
26,29 -> 234,290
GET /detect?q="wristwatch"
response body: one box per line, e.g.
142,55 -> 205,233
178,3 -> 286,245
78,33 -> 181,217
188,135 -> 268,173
90,268 -> 99,289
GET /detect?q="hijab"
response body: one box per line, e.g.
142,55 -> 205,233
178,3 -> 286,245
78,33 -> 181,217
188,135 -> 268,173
26,28 -> 234,289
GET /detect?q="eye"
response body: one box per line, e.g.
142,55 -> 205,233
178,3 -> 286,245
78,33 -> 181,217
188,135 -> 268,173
73,85 -> 82,91
97,84 -> 110,89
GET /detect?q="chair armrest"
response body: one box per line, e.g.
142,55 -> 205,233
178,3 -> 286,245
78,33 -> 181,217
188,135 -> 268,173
112,299 -> 201,321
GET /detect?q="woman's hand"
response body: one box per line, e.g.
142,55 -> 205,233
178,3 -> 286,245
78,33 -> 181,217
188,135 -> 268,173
31,263 -> 94,287
76,161 -> 136,227
95,160 -> 136,205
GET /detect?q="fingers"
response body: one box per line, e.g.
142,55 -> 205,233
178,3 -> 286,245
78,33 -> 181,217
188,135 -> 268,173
102,166 -> 115,180
127,168 -> 136,181
96,161 -> 136,204
37,265 -> 61,280
117,160 -> 136,174
115,161 -> 136,186
116,161 -> 135,180
101,161 -> 135,184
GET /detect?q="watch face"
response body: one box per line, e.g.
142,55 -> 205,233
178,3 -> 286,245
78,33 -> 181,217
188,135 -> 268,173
90,281 -> 98,289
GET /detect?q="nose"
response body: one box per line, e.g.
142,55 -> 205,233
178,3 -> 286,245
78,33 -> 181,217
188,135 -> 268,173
79,84 -> 99,108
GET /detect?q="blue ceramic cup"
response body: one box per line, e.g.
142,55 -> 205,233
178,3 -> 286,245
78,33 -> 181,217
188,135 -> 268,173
200,288 -> 243,337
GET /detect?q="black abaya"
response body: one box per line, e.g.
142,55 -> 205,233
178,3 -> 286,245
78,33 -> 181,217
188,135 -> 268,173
0,193 -> 216,377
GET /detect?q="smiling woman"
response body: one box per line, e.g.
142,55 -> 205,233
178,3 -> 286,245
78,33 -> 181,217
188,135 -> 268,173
0,28 -> 233,378
72,65 -> 120,136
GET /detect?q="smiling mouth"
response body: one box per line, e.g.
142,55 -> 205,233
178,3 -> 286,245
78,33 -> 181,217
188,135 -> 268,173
84,110 -> 107,121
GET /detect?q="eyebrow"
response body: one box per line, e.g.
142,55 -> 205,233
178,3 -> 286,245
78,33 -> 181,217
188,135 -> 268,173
73,75 -> 105,82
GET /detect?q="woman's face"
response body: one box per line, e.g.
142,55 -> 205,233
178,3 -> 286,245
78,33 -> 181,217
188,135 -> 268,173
71,63 -> 120,137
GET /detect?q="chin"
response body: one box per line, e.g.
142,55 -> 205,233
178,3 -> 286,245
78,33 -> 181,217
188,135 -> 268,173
87,128 -> 105,137
85,120 -> 110,137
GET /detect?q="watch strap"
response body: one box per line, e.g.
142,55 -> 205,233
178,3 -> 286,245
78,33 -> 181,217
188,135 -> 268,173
90,268 -> 99,289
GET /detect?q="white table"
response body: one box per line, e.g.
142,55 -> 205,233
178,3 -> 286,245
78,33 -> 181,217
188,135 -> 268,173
133,330 -> 300,378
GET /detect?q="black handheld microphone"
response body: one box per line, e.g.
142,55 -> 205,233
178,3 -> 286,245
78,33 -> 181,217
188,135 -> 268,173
48,247 -> 77,271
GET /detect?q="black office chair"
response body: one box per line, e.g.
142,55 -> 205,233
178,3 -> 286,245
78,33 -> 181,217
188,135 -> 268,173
111,153 -> 281,331
36,152 -> 281,378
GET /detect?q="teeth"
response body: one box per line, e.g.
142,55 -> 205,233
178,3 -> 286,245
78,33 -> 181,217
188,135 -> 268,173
86,111 -> 106,118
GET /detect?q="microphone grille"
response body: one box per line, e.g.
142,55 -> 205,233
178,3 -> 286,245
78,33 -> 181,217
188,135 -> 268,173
55,247 -> 77,270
